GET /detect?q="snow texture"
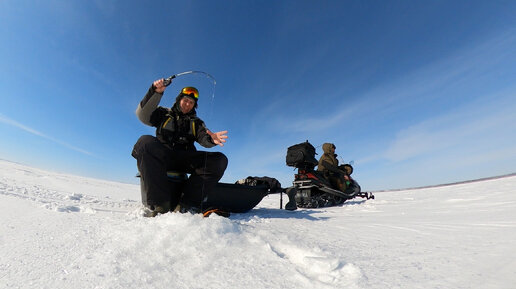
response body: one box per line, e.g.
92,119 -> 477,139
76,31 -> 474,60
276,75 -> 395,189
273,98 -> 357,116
1,159 -> 515,289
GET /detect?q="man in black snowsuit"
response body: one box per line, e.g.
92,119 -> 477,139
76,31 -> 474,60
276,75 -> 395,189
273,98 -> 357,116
132,78 -> 228,216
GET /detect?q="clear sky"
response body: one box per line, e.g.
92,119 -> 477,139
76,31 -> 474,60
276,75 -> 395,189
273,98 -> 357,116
1,0 -> 515,191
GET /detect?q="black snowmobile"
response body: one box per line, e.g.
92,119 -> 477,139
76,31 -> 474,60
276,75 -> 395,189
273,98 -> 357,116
284,141 -> 374,210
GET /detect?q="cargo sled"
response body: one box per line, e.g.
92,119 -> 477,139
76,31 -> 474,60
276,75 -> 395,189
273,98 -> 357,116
137,172 -> 276,214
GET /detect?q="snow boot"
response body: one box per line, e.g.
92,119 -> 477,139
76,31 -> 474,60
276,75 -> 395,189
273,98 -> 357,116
284,187 -> 298,211
143,202 -> 172,217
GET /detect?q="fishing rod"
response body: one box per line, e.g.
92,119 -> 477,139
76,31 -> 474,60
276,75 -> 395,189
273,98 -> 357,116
162,70 -> 217,87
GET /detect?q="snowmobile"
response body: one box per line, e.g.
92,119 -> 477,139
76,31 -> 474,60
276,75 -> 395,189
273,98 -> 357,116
284,141 -> 374,210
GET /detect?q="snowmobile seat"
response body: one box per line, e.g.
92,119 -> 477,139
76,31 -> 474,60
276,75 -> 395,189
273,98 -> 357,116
295,169 -> 332,188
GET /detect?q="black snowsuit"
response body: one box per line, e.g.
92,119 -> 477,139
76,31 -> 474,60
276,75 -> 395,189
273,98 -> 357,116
132,85 -> 228,209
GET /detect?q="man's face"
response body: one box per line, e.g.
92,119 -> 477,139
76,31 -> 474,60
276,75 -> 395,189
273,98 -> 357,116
179,97 -> 195,114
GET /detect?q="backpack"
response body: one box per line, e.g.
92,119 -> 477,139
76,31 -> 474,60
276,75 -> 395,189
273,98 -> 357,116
286,141 -> 318,170
235,176 -> 282,193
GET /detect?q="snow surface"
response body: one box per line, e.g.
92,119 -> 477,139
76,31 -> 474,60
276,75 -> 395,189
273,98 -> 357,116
1,159 -> 515,289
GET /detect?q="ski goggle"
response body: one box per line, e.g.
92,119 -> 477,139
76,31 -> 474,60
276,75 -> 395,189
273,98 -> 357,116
181,87 -> 199,99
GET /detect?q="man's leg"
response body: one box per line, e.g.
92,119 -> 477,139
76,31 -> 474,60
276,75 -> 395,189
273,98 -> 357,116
132,135 -> 172,209
180,151 -> 228,208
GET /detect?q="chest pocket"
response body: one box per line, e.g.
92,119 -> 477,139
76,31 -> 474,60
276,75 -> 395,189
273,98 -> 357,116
161,114 -> 197,144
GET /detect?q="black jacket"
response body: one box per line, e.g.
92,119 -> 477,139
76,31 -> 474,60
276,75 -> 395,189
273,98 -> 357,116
136,85 -> 216,150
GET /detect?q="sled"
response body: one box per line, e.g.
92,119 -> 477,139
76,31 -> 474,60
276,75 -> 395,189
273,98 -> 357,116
206,182 -> 269,213
137,171 -> 270,214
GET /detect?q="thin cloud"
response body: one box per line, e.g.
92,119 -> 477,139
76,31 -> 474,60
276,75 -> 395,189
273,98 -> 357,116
383,93 -> 516,162
265,27 -> 516,137
0,114 -> 97,157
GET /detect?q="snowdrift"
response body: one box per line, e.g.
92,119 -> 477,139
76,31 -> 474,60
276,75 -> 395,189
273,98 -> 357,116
1,159 -> 515,289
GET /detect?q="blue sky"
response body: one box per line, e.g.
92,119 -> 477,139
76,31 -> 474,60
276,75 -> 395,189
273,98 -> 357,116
1,0 -> 515,191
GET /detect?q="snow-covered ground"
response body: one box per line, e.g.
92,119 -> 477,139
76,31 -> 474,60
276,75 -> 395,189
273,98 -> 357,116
1,159 -> 515,289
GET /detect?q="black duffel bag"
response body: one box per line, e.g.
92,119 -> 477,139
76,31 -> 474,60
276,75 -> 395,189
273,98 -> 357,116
286,141 -> 318,170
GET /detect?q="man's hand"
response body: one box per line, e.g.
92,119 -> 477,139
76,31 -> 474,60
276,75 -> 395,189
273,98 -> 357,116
207,130 -> 228,147
153,79 -> 167,93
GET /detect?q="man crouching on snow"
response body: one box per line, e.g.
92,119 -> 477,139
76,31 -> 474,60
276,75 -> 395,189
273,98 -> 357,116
132,78 -> 228,217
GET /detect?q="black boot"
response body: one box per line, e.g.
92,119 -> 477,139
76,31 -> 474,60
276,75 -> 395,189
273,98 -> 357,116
143,202 -> 172,217
284,187 -> 298,211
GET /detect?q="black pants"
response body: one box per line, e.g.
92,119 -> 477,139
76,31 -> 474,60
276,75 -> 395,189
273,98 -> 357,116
132,135 -> 228,208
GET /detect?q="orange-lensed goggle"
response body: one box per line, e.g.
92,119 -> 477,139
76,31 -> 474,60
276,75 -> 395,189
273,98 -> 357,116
181,87 -> 199,99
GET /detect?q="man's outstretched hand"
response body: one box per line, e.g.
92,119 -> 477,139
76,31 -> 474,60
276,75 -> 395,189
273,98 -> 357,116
207,130 -> 228,147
